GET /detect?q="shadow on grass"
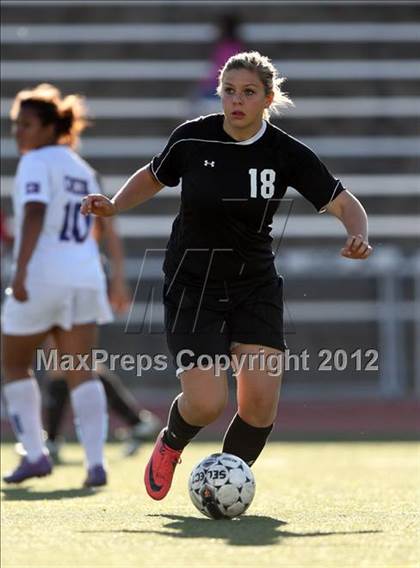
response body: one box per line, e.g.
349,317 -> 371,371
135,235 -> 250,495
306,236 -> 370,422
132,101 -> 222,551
53,459 -> 84,467
1,486 -> 98,501
79,514 -> 382,546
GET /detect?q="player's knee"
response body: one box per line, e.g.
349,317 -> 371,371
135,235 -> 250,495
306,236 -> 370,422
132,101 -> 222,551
204,399 -> 227,424
187,395 -> 227,425
238,399 -> 278,427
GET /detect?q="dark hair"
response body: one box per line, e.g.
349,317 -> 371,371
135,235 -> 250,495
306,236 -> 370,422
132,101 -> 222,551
10,83 -> 89,148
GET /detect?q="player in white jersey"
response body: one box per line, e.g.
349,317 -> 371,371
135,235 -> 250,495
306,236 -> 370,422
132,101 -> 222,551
11,146 -> 107,290
1,83 -> 111,486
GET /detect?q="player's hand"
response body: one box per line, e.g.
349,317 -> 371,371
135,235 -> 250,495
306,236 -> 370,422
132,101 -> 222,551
341,234 -> 372,260
81,194 -> 117,217
11,270 -> 28,302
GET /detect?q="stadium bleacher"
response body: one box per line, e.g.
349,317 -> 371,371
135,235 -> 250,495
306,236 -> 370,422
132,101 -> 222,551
1,2 -> 419,399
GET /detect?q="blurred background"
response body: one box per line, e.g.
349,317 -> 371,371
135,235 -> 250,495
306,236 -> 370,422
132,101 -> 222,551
1,1 -> 419,439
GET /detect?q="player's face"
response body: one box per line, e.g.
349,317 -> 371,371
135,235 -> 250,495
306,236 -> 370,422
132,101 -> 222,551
221,68 -> 273,139
13,106 -> 57,154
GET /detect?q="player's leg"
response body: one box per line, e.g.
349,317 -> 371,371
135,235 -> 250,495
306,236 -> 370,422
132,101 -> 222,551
52,323 -> 108,487
145,365 -> 228,500
163,282 -> 230,446
44,372 -> 69,461
224,276 -> 286,465
14,359 -> 69,463
43,337 -> 71,463
1,281 -> 79,481
45,359 -> 161,458
144,280 -> 230,500
95,363 -> 161,456
98,363 -> 141,425
2,331 -> 53,483
169,365 -> 229,447
222,343 -> 283,466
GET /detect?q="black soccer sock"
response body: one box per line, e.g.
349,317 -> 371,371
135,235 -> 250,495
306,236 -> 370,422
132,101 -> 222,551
45,378 -> 69,441
162,396 -> 202,451
222,413 -> 273,466
98,368 -> 141,427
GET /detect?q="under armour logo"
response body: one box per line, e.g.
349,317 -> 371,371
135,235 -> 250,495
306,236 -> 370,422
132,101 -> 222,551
204,160 -> 215,167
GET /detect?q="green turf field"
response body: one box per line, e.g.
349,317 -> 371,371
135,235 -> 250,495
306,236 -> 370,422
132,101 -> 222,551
1,441 -> 419,568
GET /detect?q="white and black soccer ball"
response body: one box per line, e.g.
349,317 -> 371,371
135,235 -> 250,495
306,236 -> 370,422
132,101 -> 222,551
188,452 -> 256,519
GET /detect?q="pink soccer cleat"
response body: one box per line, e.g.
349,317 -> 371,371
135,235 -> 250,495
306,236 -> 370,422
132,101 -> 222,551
144,430 -> 182,500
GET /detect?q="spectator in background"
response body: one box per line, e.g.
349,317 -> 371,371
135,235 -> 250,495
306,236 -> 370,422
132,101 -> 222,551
190,14 -> 245,115
200,14 -> 245,97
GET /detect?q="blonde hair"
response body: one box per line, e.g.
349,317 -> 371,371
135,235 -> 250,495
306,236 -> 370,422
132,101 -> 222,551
217,51 -> 294,120
10,83 -> 89,148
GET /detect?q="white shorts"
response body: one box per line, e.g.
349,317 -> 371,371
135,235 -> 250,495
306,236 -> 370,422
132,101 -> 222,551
1,282 -> 113,336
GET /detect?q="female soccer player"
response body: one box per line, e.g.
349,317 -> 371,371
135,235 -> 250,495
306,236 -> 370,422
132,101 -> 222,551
42,215 -> 160,462
81,51 -> 372,500
2,84 -> 112,487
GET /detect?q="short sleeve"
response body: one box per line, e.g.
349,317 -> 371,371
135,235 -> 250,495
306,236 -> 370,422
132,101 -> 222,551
149,121 -> 191,187
16,154 -> 51,205
287,138 -> 345,213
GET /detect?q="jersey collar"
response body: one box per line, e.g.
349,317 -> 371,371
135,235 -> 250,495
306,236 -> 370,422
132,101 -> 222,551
231,120 -> 267,146
236,120 -> 267,146
218,113 -> 267,146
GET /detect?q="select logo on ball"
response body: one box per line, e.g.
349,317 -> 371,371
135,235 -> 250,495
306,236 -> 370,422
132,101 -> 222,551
188,452 -> 256,519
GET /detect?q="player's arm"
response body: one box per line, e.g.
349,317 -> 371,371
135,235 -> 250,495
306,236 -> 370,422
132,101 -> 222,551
287,138 -> 373,261
94,216 -> 130,313
12,202 -> 46,301
325,190 -> 372,259
81,165 -> 164,217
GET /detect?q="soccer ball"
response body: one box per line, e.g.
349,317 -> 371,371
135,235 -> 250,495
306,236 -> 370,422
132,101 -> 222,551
188,452 -> 256,519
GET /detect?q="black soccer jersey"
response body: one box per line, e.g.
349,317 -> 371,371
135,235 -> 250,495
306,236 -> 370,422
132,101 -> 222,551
150,113 -> 344,290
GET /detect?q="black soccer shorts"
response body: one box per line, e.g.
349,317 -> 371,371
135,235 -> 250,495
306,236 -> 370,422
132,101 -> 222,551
163,276 -> 287,371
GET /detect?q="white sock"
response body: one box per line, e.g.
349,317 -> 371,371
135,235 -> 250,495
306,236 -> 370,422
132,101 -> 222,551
3,378 -> 46,462
70,380 -> 107,469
